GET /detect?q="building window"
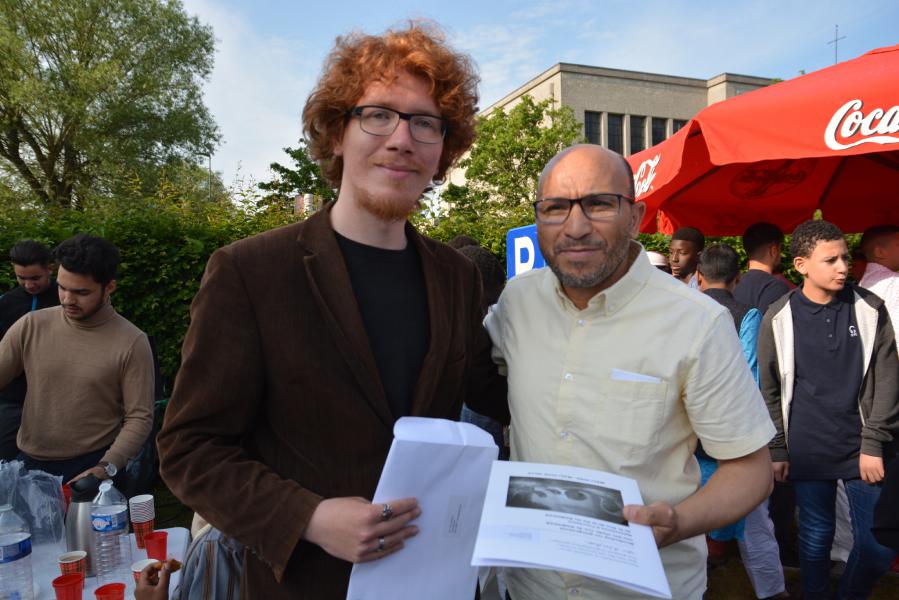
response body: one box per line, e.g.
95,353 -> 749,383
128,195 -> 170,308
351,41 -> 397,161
585,111 -> 601,144
607,113 -> 623,154
629,116 -> 645,154
673,119 -> 687,133
651,118 -> 667,146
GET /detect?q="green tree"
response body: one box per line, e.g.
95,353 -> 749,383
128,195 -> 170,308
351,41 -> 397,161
257,140 -> 335,211
462,96 -> 584,208
418,95 -> 584,260
0,0 -> 218,208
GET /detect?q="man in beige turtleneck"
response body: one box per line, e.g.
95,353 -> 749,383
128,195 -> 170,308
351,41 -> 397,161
0,234 -> 154,484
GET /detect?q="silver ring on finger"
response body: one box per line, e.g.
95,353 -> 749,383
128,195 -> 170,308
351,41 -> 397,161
376,536 -> 385,552
381,503 -> 393,521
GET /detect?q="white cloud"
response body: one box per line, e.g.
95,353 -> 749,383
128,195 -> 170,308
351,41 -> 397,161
182,0 -> 320,188
176,0 -> 898,187
453,24 -> 547,108
566,1 -> 893,81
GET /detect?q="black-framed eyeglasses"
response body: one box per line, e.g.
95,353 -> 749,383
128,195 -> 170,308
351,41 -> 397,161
532,193 -> 634,225
347,105 -> 447,144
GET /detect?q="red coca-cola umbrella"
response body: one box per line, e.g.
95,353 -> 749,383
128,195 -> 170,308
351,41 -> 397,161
629,44 -> 899,235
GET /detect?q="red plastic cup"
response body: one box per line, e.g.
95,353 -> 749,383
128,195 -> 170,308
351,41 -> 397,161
52,573 -> 84,600
94,583 -> 126,600
61,484 -> 72,514
132,518 -> 155,549
58,550 -> 87,576
144,530 -> 168,561
131,558 -> 158,583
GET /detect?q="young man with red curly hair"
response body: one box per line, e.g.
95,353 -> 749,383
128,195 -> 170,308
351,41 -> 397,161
158,23 -> 504,599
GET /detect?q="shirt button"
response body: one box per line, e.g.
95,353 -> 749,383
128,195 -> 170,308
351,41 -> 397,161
564,373 -> 573,381
560,431 -> 569,439
571,589 -> 580,596
828,334 -> 833,338
826,318 -> 831,323
577,319 -> 585,327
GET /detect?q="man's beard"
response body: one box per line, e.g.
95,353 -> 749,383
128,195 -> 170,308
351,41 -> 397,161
545,237 -> 630,290
357,188 -> 421,222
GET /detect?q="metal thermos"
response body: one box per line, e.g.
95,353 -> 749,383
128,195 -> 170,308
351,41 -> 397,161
65,474 -> 101,577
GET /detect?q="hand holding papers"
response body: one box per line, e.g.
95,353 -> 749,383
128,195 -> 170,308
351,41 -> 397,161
302,495 -> 421,563
472,461 -> 672,599
346,417 -> 498,600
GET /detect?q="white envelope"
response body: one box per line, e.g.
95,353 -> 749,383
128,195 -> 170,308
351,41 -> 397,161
347,417 -> 499,600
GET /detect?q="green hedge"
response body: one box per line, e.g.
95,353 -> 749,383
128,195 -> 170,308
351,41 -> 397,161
0,198 -> 296,386
0,195 -> 861,388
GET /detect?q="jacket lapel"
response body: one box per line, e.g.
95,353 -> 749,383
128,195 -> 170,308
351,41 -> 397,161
297,206 -> 394,429
408,224 -> 451,417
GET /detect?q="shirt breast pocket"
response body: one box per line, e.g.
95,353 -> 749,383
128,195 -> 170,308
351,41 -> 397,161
595,379 -> 669,466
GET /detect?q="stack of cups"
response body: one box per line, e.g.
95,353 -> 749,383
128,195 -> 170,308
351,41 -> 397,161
128,494 -> 155,549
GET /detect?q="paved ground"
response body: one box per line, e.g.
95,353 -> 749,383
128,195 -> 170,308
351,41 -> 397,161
706,540 -> 899,599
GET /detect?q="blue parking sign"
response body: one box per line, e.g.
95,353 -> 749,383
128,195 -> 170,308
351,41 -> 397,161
506,224 -> 545,279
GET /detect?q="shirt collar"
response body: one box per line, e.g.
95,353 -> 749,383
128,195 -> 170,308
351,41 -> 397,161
552,241 -> 649,317
861,262 -> 898,283
64,299 -> 117,328
795,285 -> 850,314
703,288 -> 735,303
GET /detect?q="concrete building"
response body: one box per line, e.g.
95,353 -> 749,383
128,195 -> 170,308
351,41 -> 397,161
447,63 -> 771,186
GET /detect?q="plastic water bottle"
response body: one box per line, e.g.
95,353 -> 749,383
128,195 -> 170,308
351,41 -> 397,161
0,503 -> 34,600
91,481 -> 131,585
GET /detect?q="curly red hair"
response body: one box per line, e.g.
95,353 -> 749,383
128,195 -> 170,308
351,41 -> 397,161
302,22 -> 479,187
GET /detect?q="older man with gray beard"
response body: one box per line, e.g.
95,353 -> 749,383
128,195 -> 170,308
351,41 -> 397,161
474,145 -> 776,599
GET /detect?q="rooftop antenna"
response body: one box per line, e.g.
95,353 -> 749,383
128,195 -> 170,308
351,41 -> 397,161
827,24 -> 846,64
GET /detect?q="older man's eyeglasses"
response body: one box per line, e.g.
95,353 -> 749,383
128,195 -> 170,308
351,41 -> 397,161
533,194 -> 634,225
347,105 -> 447,144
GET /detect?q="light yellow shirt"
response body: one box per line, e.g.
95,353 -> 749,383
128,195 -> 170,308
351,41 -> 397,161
485,243 -> 775,600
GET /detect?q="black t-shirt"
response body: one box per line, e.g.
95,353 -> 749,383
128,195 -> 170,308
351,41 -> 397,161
788,286 -> 863,480
0,281 -> 59,406
734,269 -> 790,316
335,233 -> 430,420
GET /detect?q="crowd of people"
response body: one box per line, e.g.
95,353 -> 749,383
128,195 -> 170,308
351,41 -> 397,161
0,21 -> 897,600
643,221 -> 899,600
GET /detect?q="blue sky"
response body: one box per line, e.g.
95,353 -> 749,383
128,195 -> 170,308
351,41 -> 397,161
180,0 -> 899,189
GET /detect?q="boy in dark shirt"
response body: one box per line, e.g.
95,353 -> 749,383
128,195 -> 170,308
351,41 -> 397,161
759,220 -> 898,600
698,244 -> 787,600
735,222 -> 791,316
0,241 -> 59,459
735,222 -> 798,565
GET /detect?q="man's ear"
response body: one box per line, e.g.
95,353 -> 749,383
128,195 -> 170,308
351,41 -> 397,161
769,244 -> 780,263
793,256 -> 807,276
628,201 -> 646,237
105,280 -> 117,296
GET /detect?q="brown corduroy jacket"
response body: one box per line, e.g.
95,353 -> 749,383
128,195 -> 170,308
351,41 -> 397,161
157,204 -> 506,599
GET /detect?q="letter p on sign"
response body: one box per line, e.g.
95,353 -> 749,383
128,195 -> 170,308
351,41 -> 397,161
506,224 -> 545,279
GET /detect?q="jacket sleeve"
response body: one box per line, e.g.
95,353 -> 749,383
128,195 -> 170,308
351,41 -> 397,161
157,248 -> 322,583
0,313 -> 26,389
739,308 -> 761,385
860,305 -> 899,458
758,308 -> 788,462
462,266 -> 509,425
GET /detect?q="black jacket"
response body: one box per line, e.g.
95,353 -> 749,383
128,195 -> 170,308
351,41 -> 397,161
0,281 -> 59,405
